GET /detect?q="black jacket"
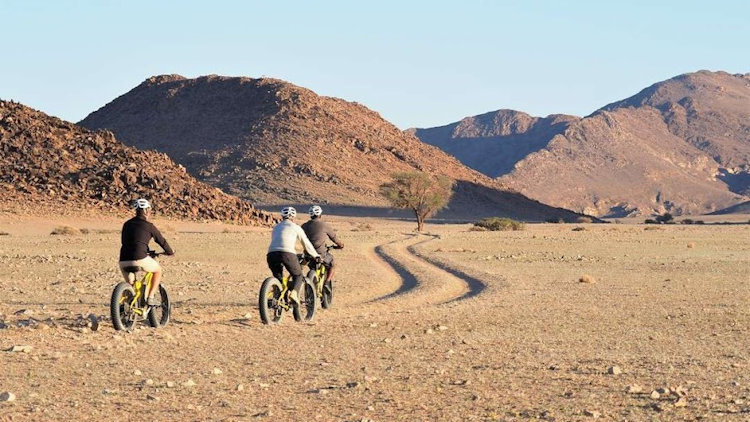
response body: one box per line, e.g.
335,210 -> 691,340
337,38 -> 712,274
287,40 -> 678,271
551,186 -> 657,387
119,215 -> 174,261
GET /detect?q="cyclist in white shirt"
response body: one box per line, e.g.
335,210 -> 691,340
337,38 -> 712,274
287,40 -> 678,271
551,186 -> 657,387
267,206 -> 320,304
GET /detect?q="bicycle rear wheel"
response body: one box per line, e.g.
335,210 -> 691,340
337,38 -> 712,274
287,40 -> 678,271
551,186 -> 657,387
147,285 -> 171,328
110,282 -> 137,331
259,277 -> 284,325
293,278 -> 316,322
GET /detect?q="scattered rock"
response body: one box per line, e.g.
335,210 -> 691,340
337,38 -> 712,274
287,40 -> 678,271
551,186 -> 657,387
583,409 -> 601,418
243,313 -> 252,319
183,379 -> 196,387
650,390 -> 661,399
424,328 -> 434,335
607,365 -> 622,375
236,384 -> 244,392
626,384 -> 642,394
346,382 -> 360,389
7,345 -> 32,353
674,397 -> 688,407
369,323 -> 378,328
166,381 -> 176,388
212,368 -> 223,375
579,274 -> 596,284
0,392 -> 16,402
143,379 -> 154,386
687,242 -> 695,248
88,314 -> 99,331
133,369 -> 142,376
146,394 -> 159,401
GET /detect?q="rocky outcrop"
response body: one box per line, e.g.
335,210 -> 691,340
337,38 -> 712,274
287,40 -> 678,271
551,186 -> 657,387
0,100 -> 275,225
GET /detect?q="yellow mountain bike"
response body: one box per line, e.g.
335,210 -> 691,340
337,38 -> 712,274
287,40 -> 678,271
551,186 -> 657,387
258,254 -> 316,325
305,245 -> 338,309
110,251 -> 171,331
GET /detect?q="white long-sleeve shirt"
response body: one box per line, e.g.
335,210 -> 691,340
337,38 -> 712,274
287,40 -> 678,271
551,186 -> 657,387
268,219 -> 320,258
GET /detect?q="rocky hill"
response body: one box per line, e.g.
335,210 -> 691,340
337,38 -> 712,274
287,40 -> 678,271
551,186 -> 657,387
79,75 -> 587,221
0,100 -> 275,225
412,71 -> 749,217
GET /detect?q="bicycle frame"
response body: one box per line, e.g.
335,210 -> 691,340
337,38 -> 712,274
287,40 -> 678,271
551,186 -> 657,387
127,272 -> 153,316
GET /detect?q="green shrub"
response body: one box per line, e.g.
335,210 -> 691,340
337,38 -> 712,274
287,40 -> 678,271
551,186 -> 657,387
474,217 -> 525,231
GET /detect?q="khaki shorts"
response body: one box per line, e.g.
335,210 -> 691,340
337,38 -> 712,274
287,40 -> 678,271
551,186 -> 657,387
118,256 -> 162,282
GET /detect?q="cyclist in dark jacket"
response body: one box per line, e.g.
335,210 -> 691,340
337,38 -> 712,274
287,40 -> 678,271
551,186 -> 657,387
118,199 -> 174,306
302,205 -> 344,285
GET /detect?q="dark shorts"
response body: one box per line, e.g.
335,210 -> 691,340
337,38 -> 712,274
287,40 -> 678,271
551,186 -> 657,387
323,251 -> 335,267
267,251 -> 303,291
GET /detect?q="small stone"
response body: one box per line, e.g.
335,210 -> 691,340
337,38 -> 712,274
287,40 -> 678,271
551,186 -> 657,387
607,365 -> 622,375
579,274 -> 596,284
656,387 -> 670,395
166,381 -> 176,388
425,328 -> 434,334
133,370 -> 142,376
346,382 -> 360,388
258,383 -> 270,388
0,392 -> 16,402
86,314 -> 99,331
437,325 -> 448,331
583,409 -> 601,418
8,345 -> 32,353
243,313 -> 252,319
144,379 -> 154,386
212,368 -> 223,375
103,389 -> 117,395
367,405 -> 375,411
626,384 -> 642,394
674,397 -> 688,407
183,379 -> 196,387
146,394 -> 159,401
383,338 -> 391,343
650,390 -> 661,399
364,376 -> 378,383
369,323 -> 378,328
236,384 -> 244,392
400,334 -> 408,340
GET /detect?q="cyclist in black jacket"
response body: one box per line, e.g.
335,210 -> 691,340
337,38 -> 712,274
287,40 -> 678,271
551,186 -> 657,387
118,199 -> 174,306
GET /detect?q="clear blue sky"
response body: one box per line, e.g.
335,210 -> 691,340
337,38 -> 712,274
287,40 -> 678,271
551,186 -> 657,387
2,1 -> 748,129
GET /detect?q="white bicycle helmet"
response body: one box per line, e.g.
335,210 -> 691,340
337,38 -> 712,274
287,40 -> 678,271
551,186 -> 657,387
281,206 -> 296,219
309,205 -> 323,217
133,198 -> 151,209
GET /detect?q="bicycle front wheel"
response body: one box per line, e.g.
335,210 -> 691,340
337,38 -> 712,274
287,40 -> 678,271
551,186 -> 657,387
293,278 -> 316,322
110,282 -> 137,331
259,277 -> 284,325
147,285 -> 171,328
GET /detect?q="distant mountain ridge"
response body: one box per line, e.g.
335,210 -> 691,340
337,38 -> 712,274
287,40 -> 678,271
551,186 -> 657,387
79,74 -> 589,222
0,99 -> 275,225
413,71 -> 750,216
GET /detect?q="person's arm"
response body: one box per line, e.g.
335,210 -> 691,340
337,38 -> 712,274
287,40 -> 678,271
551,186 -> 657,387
326,222 -> 344,249
151,224 -> 175,255
297,225 -> 319,258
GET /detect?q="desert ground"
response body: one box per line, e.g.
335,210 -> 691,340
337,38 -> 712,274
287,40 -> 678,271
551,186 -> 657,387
0,214 -> 748,421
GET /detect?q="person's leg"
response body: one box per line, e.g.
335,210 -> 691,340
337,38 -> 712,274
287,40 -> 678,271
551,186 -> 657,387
139,257 -> 163,306
324,252 -> 335,283
267,252 -> 284,281
281,253 -> 304,303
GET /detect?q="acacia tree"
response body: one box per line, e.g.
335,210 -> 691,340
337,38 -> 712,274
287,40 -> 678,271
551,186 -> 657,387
380,172 -> 454,232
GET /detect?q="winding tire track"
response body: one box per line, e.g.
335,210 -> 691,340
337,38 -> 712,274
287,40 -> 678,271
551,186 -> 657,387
370,238 -> 420,302
370,234 -> 487,304
406,237 -> 487,304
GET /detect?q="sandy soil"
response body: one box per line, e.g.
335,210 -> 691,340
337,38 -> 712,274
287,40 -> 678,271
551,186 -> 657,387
0,216 -> 748,421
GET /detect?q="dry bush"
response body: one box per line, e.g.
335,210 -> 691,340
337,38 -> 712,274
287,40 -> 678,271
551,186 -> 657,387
576,216 -> 593,223
644,226 -> 663,231
50,226 -> 81,235
468,225 -> 487,232
579,274 -> 596,284
351,222 -> 373,232
0,231 -> 9,236
474,217 -> 524,231
545,217 -> 566,224
687,242 -> 695,248
572,226 -> 587,232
